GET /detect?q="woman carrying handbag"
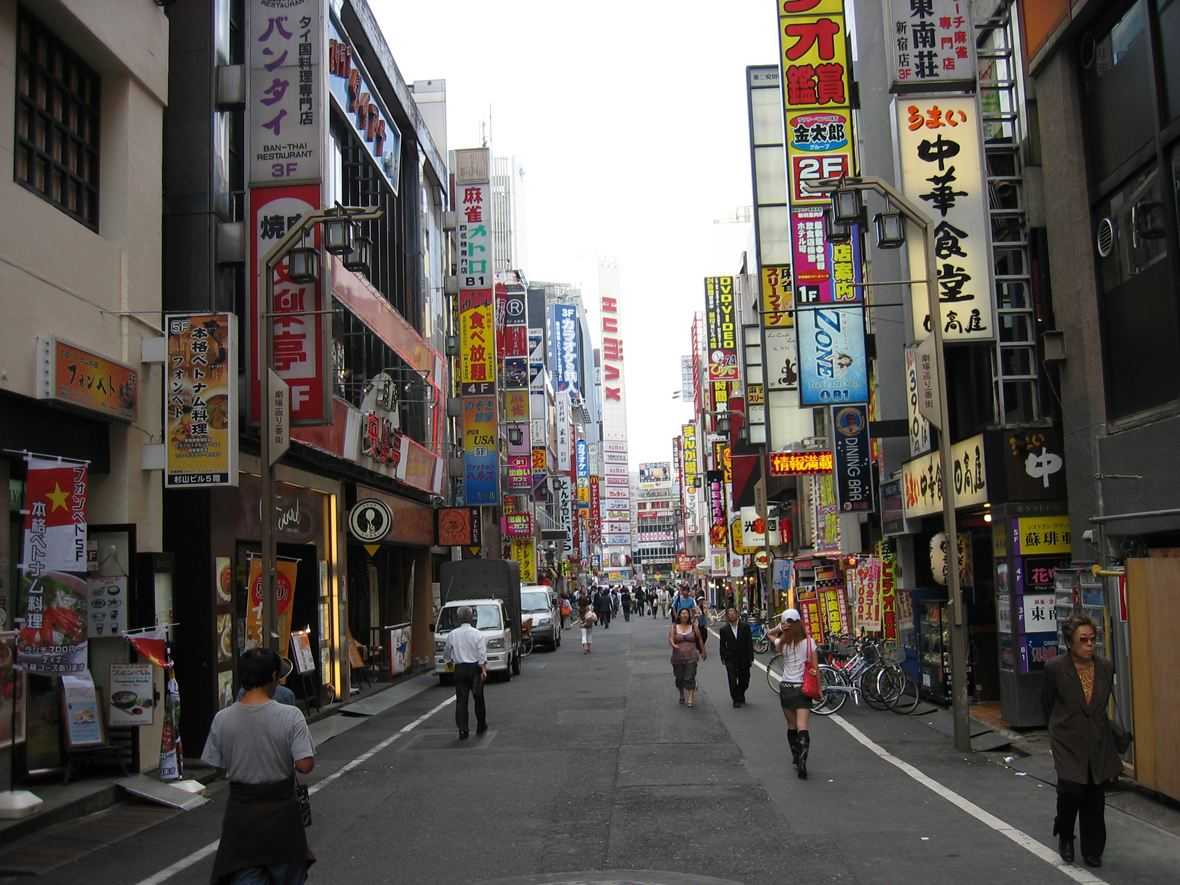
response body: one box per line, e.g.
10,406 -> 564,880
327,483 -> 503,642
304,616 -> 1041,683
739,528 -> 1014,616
767,609 -> 819,779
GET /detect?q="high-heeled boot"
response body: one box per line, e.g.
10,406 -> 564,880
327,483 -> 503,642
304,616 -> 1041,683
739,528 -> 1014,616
787,729 -> 800,766
796,730 -> 810,779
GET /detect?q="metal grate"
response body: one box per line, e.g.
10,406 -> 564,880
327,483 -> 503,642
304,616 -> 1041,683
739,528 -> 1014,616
977,2 -> 1044,426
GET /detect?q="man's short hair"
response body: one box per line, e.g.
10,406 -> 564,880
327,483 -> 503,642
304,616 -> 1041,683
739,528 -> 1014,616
239,648 -> 281,690
457,605 -> 473,623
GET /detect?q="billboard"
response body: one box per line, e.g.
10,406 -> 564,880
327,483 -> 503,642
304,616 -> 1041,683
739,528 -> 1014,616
638,462 -> 672,487
704,276 -> 738,414
550,302 -> 581,393
901,433 -> 988,519
795,307 -> 868,405
165,313 -> 238,488
895,96 -> 994,342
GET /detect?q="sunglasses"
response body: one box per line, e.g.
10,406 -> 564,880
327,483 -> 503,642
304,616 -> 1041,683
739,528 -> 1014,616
1076,635 -> 1096,644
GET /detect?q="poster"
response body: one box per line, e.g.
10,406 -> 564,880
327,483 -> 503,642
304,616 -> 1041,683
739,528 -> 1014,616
389,625 -> 410,676
291,630 -> 316,674
795,307 -> 868,406
108,663 -> 154,727
218,670 -> 235,711
166,313 -> 238,487
245,556 -> 299,651
217,612 -> 233,665
159,667 -> 183,780
18,573 -> 88,675
216,556 -> 233,604
87,575 -> 126,638
853,557 -> 883,632
462,396 -> 499,505
62,672 -> 103,748
811,474 -> 841,553
818,587 -> 848,638
798,592 -> 824,645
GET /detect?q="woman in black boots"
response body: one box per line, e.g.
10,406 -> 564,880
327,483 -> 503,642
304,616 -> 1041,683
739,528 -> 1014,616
1042,614 -> 1126,868
767,609 -> 818,779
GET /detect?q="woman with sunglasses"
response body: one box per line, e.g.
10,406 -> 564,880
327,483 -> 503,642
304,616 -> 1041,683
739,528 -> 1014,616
1041,614 -> 1127,869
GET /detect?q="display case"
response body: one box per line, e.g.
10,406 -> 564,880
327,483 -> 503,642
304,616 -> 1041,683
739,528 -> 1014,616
917,601 -> 950,705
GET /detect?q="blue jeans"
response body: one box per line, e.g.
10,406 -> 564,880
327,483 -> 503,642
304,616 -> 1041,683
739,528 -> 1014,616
230,864 -> 307,885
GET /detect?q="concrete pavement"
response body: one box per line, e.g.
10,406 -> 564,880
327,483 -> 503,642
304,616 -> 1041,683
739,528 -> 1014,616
6,613 -> 1179,884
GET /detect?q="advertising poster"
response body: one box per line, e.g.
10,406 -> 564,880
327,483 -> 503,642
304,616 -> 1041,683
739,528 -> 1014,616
707,470 -> 728,551
108,663 -> 154,727
879,541 -> 899,641
245,556 -> 299,651
290,630 -> 316,674
388,625 -> 410,676
462,396 -> 499,505
854,558 -> 883,632
504,389 -> 529,422
87,574 -> 126,637
550,303 -> 581,392
510,538 -> 537,585
811,474 -> 841,554
895,96 -> 994,341
791,207 -> 863,306
249,185 -> 329,424
760,264 -> 793,328
818,587 -> 849,638
831,405 -> 873,512
589,476 -> 602,545
458,288 -> 495,391
765,327 -> 799,391
62,672 -> 103,748
795,307 -> 868,406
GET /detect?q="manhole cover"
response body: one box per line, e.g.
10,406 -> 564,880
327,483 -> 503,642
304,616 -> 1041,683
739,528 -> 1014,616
480,872 -> 746,885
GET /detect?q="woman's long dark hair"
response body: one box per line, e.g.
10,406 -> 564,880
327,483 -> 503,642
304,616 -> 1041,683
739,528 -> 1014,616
676,608 -> 693,625
780,620 -> 806,644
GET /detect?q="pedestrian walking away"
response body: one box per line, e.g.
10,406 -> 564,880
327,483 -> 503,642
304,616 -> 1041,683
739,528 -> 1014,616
668,607 -> 706,707
1042,614 -> 1128,869
719,607 -> 754,707
621,586 -> 632,621
442,605 -> 489,739
202,648 -> 316,885
594,586 -> 612,629
767,609 -> 818,779
611,586 -> 621,616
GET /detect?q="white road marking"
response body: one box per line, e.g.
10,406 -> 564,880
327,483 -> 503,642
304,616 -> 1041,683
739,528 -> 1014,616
133,695 -> 455,885
732,646 -> 1109,885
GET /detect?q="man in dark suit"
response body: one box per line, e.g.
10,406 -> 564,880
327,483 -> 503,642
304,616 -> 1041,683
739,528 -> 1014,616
719,607 -> 755,707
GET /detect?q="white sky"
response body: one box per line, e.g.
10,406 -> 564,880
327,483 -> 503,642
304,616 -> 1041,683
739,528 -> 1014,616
373,0 -> 779,465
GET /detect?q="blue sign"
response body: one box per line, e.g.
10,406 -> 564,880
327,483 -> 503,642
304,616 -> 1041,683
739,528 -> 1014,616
795,307 -> 868,406
549,303 -> 581,393
327,15 -> 403,195
831,405 -> 873,513
576,440 -> 589,481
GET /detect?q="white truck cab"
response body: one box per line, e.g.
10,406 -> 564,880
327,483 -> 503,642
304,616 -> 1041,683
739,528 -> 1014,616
433,598 -> 517,681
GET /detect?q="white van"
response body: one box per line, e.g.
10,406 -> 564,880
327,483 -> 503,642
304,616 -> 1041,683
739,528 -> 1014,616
433,598 -> 519,682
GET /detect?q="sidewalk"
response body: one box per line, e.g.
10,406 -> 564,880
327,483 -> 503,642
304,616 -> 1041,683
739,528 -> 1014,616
0,668 -> 436,845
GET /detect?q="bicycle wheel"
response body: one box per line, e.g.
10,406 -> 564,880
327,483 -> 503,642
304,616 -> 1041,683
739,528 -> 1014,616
765,654 -> 784,694
875,665 -> 904,708
811,665 -> 847,715
860,665 -> 890,710
754,636 -> 770,655
889,671 -> 922,715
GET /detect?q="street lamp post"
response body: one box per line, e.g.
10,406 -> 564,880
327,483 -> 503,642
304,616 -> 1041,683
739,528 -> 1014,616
809,175 -> 971,753
257,206 -> 382,653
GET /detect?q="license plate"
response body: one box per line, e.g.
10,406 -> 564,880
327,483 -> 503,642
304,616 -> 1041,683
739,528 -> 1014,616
444,662 -> 454,673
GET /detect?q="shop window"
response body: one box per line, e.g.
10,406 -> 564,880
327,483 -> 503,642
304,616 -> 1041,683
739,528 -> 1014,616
1095,165 -> 1180,417
1081,1 -> 1154,185
13,6 -> 101,230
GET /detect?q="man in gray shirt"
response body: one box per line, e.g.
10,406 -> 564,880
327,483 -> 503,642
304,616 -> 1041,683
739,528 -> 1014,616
203,648 -> 316,883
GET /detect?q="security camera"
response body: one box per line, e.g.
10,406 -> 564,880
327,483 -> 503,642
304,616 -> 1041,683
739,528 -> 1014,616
1082,529 -> 1095,543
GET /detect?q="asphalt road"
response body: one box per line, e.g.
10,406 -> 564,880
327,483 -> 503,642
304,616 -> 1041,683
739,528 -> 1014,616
12,614 -> 1180,884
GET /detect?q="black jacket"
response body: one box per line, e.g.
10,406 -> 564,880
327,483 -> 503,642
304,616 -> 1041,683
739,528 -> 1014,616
719,621 -> 754,668
592,591 -> 611,614
1041,654 -> 1123,784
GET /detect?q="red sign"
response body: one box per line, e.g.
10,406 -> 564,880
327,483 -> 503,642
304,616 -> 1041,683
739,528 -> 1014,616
250,184 -> 329,425
438,507 -> 479,546
769,450 -> 834,476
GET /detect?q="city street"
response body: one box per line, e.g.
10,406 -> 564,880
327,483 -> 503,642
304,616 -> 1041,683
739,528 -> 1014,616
8,615 -> 1177,885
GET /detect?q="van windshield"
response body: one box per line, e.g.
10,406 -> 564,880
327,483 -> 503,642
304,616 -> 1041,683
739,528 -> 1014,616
521,591 -> 551,613
437,604 -> 502,632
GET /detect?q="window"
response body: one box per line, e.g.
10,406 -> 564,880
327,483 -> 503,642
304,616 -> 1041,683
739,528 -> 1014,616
13,7 -> 101,229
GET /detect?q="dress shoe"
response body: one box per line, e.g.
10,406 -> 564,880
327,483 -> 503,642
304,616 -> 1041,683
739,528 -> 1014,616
1083,856 -> 1101,869
1058,836 -> 1074,864
476,723 -> 488,735
459,730 -> 469,740
735,701 -> 744,708
732,700 -> 740,708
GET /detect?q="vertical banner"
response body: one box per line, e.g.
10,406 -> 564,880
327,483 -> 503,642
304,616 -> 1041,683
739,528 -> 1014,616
589,475 -> 602,546
853,557 -> 883,632
462,396 -> 499,505
810,474 -> 841,553
458,286 -> 495,391
905,345 -> 932,456
553,476 -> 574,556
707,470 -> 728,570
831,404 -> 873,512
760,265 -> 794,327
895,96 -> 994,341
798,592 -> 824,645
703,277 -> 739,413
550,303 -> 581,392
166,313 -> 238,488
510,538 -> 537,584
879,541 -> 898,641
246,557 -> 299,651
795,307 -> 868,405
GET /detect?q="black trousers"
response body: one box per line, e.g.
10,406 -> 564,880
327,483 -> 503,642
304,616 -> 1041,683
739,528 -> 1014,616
599,609 -> 611,628
453,663 -> 486,732
725,662 -> 751,701
1056,777 -> 1106,858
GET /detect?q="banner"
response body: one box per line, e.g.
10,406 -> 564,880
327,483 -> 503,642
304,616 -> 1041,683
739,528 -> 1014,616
895,96 -> 994,341
128,627 -> 168,669
798,592 -> 824,645
879,541 -> 898,641
462,396 -> 499,505
550,303 -> 581,392
853,557 -> 883,632
795,306 -> 868,406
818,586 -> 849,638
21,457 -> 87,573
832,404 -> 873,512
811,474 -> 841,554
459,287 -> 495,390
166,313 -> 238,487
245,556 -> 299,651
159,664 -> 183,781
589,475 -> 602,545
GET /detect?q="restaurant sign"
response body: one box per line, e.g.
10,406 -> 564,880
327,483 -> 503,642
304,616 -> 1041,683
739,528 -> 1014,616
36,337 -> 137,422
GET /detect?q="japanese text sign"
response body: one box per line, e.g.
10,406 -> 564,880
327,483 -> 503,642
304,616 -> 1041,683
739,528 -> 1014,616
895,96 -> 995,342
887,0 -> 976,92
791,207 -> 863,306
458,183 -> 492,289
901,433 -> 987,518
704,276 -> 739,383
248,0 -> 323,185
550,303 -> 581,393
166,313 -> 239,487
37,338 -> 137,422
760,265 -> 794,328
832,405 -> 873,512
1011,515 -> 1071,556
462,396 -> 498,505
459,288 -> 495,392
769,449 -> 833,476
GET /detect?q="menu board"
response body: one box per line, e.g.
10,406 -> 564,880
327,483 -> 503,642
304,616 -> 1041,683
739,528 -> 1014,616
109,663 -> 155,727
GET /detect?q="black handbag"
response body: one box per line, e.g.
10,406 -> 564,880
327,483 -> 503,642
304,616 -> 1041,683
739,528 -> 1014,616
295,780 -> 312,827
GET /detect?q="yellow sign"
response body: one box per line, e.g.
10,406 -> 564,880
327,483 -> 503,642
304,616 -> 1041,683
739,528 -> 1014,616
1015,515 -> 1072,556
41,337 -> 138,421
166,313 -> 238,488
760,265 -> 793,328
458,289 -> 495,387
730,517 -> 757,556
682,423 -> 699,487
510,538 -> 537,584
769,449 -> 833,476
245,556 -> 299,652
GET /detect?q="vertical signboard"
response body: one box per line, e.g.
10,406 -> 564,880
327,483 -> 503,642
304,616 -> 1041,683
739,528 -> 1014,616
895,96 -> 994,342
795,306 -> 868,405
904,345 -> 932,456
462,396 -> 498,505
703,276 -> 739,413
600,262 -> 631,562
791,207 -> 863,306
760,265 -> 794,328
166,313 -> 239,488
553,475 -> 574,555
886,0 -> 977,92
707,470 -> 728,576
550,303 -> 581,393
589,475 -> 602,546
831,404 -> 873,512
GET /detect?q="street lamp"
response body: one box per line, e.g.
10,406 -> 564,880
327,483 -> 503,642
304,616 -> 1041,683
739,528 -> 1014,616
806,173 -> 970,753
258,204 -> 382,654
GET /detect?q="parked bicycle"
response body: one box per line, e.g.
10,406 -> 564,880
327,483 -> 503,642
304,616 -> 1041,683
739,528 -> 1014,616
766,634 -> 920,716
744,609 -> 771,655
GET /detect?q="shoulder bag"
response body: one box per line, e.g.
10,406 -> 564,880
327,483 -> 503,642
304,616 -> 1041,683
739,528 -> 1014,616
801,640 -> 821,700
295,779 -> 312,827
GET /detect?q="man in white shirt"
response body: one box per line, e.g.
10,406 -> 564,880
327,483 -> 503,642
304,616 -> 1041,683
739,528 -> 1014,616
443,606 -> 488,740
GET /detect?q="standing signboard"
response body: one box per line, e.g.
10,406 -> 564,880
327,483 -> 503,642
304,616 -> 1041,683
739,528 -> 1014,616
895,96 -> 995,342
